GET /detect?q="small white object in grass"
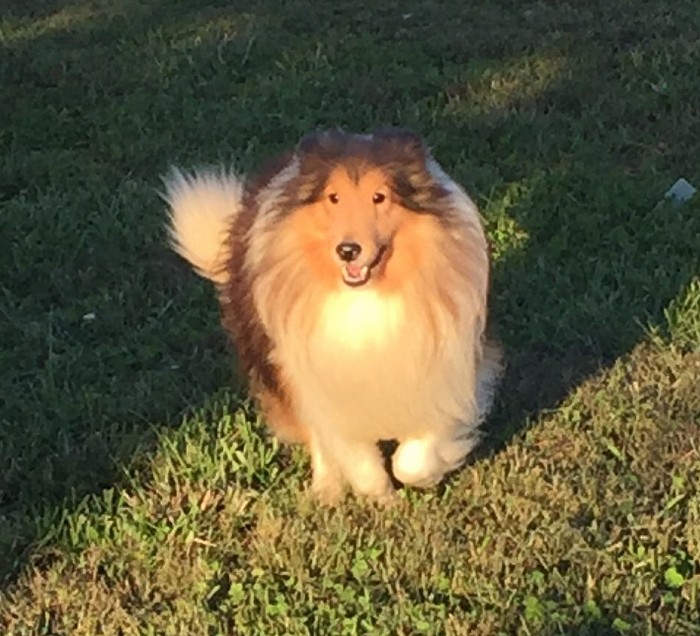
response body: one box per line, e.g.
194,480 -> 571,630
664,178 -> 696,206
82,312 -> 96,321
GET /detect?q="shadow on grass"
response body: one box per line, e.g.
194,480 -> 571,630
2,0 -> 699,603
479,161 -> 699,450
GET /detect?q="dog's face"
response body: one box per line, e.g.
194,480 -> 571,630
314,166 -> 395,286
282,129 -> 453,289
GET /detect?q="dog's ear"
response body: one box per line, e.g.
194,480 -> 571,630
371,128 -> 447,212
296,128 -> 347,161
287,129 -> 347,206
371,127 -> 430,167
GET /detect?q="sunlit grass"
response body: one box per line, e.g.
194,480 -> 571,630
443,51 -> 569,116
1,2 -> 105,43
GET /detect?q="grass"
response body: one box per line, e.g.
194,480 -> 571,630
1,0 -> 699,633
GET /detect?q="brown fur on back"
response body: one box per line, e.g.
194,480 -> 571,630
219,153 -> 292,400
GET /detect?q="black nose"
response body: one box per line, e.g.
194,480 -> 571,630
335,242 -> 362,262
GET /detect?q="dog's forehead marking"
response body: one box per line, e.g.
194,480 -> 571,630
325,165 -> 388,192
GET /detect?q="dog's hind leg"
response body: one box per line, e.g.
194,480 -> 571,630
475,339 -> 504,425
258,389 -> 309,445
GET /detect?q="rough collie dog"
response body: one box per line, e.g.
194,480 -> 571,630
163,128 -> 502,504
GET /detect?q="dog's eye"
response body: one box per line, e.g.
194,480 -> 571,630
372,192 -> 386,204
328,193 -> 339,204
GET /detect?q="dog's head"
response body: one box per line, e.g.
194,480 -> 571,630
249,128 -> 489,344
278,128 -> 454,288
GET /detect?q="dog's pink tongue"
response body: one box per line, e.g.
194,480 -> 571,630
345,264 -> 363,279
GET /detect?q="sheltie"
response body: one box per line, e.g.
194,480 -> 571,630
163,128 -> 502,504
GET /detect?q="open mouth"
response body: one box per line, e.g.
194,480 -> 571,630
342,263 -> 370,286
341,246 -> 386,287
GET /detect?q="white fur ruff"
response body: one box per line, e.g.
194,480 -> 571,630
279,288 -> 477,442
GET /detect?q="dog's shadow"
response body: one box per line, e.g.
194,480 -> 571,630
468,169 -> 699,461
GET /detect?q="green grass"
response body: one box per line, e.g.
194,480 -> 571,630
1,0 -> 699,633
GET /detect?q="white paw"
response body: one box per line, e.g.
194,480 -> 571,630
348,480 -> 396,506
345,458 -> 395,502
393,434 -> 479,488
311,473 -> 345,506
326,439 -> 394,502
309,435 -> 394,504
392,438 -> 445,488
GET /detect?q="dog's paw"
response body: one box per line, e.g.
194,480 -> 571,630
392,433 -> 478,488
360,483 -> 397,507
392,438 -> 446,488
310,473 -> 345,506
346,470 -> 396,504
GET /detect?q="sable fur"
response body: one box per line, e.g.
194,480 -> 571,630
163,128 -> 502,503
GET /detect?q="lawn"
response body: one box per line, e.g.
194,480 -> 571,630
1,0 -> 699,634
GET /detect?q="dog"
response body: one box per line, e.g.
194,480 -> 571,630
163,127 -> 502,504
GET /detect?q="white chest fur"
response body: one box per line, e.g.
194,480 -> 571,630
277,288 -> 478,442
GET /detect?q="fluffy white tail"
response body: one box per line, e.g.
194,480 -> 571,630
162,168 -> 244,285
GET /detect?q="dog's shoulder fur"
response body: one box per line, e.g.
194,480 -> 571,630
219,150 -> 295,398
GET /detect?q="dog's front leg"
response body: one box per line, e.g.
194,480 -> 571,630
313,432 -> 394,504
308,431 -> 345,505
